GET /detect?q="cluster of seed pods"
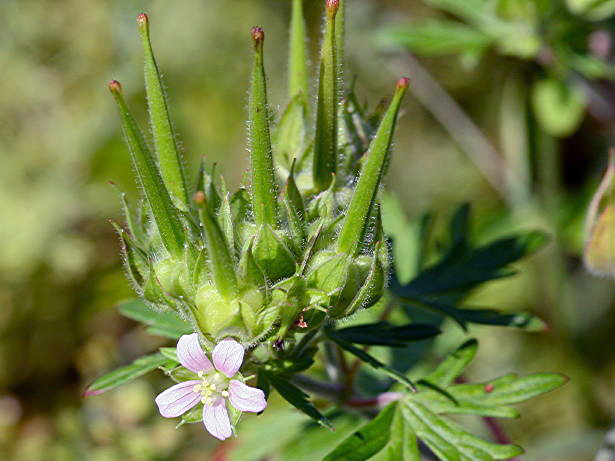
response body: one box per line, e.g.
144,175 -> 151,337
109,0 -> 409,348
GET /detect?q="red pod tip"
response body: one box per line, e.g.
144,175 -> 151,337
251,26 -> 265,46
137,13 -> 149,30
108,80 -> 122,94
326,0 -> 340,17
396,77 -> 410,91
193,191 -> 206,205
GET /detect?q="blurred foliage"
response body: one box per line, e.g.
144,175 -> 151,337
0,0 -> 614,460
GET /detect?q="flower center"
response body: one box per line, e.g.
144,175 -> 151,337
193,371 -> 230,406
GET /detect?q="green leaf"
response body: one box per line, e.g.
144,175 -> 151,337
137,14 -> 190,209
424,0 -> 494,27
326,330 -> 416,391
313,1 -> 340,192
337,79 -> 409,255
403,297 -> 546,331
260,371 -> 332,429
403,400 -> 524,460
327,339 -> 566,461
84,352 -> 170,396
323,403 -> 420,461
378,21 -> 493,56
425,339 -> 477,387
391,230 -> 548,299
118,299 -> 191,339
249,27 -> 279,227
332,322 -> 440,347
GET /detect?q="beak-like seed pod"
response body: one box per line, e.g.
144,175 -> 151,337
110,2 -> 409,344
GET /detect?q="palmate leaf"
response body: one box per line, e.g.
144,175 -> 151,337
389,204 -> 548,330
324,340 -> 566,461
390,230 -> 548,299
118,299 -> 192,339
84,352 -> 172,396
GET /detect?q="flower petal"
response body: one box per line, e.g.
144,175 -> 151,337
177,333 -> 213,373
228,380 -> 267,413
155,380 -> 201,418
212,338 -> 244,377
203,398 -> 233,440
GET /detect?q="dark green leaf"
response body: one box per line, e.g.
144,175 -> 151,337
391,230 -> 548,299
260,371 -> 332,429
332,322 -> 440,347
326,330 -> 416,391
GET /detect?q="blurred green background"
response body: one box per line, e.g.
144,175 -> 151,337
1,0 -> 614,459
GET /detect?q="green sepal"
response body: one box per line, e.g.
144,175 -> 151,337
111,221 -> 147,290
195,193 -> 238,299
342,250 -> 386,317
136,14 -> 190,210
306,252 -> 350,304
218,186 -> 236,259
313,1 -> 339,192
275,95 -> 308,176
111,184 -> 146,242
239,238 -> 267,291
249,27 -> 279,227
108,81 -> 185,256
337,78 -> 409,256
283,161 -> 307,254
253,224 -> 297,282
231,187 -> 253,249
205,163 -> 222,214
271,275 -> 309,336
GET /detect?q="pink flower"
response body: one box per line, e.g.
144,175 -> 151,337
155,334 -> 267,440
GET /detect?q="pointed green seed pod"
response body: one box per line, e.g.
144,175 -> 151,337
335,0 -> 345,77
194,191 -> 238,299
249,27 -> 279,227
337,77 -> 409,255
137,13 -> 190,210
108,80 -> 185,256
289,0 -> 308,100
313,0 -> 340,192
